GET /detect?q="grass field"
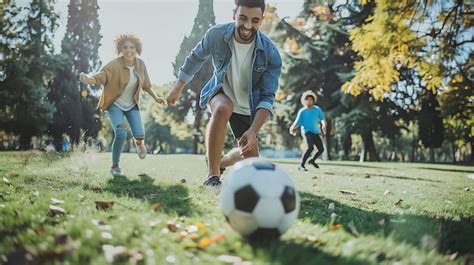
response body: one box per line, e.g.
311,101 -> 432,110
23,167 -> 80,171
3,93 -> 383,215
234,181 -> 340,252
0,151 -> 473,265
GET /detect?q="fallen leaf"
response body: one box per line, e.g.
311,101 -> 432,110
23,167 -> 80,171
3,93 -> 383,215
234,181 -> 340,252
2,177 -> 12,186
49,205 -> 66,215
50,198 -> 64,204
312,176 -> 317,180
180,178 -> 187,184
92,219 -> 112,230
102,245 -> 127,263
365,174 -> 371,178
9,171 -> 19,177
394,199 -> 403,206
209,233 -> 225,244
34,226 -> 46,235
166,254 -> 177,263
347,221 -> 360,237
328,203 -> 335,211
329,224 -> 342,231
186,225 -> 199,233
218,255 -> 243,264
464,187 -> 470,192
152,203 -> 161,211
383,190 -> 391,195
340,190 -> 356,195
166,221 -> 181,232
95,200 -> 114,211
447,252 -> 458,261
101,232 -> 113,239
198,237 -> 211,249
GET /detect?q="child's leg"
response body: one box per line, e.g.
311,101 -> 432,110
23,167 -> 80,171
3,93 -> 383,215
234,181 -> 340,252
107,105 -> 128,167
312,134 -> 325,161
301,132 -> 315,167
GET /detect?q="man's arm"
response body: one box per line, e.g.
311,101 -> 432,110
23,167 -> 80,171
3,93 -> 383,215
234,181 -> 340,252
254,46 -> 282,116
167,28 -> 213,105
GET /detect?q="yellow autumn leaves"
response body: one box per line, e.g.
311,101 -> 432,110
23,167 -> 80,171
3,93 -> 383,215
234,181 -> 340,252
343,0 -> 446,100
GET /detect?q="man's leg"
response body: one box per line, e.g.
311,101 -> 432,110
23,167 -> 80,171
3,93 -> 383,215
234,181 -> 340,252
220,113 -> 257,169
206,93 -> 233,178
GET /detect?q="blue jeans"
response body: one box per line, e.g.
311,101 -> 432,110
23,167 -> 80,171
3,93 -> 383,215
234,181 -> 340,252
106,104 -> 145,165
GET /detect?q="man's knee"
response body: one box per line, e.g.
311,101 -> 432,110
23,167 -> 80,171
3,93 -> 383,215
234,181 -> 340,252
114,125 -> 128,139
213,103 -> 233,119
307,146 -> 314,153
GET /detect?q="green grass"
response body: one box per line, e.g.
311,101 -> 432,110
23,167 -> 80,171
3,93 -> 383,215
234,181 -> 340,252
0,151 -> 473,265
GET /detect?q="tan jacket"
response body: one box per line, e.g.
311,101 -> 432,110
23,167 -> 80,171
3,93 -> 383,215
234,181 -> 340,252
93,57 -> 153,110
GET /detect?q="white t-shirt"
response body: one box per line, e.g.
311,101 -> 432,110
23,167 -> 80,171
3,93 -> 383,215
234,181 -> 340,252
222,37 -> 255,116
114,66 -> 138,111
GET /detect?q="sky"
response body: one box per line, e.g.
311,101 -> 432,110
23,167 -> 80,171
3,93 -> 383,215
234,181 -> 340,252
50,0 -> 304,85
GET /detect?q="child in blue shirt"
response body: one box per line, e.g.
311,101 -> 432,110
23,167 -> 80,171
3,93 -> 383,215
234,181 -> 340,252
290,90 -> 327,171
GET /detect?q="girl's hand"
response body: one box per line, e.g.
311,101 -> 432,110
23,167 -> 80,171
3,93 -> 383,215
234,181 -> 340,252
155,96 -> 167,105
79,72 -> 93,85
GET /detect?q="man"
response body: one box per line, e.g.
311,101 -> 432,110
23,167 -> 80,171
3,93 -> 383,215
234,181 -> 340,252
290,90 -> 326,171
166,0 -> 282,187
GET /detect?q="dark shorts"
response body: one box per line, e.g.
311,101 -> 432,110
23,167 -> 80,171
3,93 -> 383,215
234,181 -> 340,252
229,112 -> 251,139
210,89 -> 251,139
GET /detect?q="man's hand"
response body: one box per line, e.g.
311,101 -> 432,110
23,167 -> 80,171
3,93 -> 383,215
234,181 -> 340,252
238,129 -> 257,156
166,80 -> 186,106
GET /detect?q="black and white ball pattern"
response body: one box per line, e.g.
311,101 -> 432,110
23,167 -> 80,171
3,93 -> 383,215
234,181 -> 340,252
220,158 -> 300,239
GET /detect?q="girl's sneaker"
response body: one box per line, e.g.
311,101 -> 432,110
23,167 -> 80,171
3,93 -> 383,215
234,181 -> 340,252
110,167 -> 123,177
135,141 -> 147,159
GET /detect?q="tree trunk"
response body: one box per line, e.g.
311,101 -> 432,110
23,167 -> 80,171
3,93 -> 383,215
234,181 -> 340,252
359,139 -> 365,162
361,130 -> 380,161
19,131 -> 33,150
343,134 -> 351,160
451,141 -> 456,164
411,136 -> 416,162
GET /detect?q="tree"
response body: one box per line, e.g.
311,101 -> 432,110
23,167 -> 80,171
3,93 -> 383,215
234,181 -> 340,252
271,1 -> 359,159
49,0 -> 102,149
169,0 -> 215,154
0,1 -> 58,149
342,0 -> 472,100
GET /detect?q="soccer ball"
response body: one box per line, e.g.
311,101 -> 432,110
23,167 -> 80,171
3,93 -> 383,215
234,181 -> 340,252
220,158 -> 300,239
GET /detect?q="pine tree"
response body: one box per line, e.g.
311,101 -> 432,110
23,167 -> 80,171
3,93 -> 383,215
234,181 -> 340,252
169,0 -> 216,154
0,1 -> 58,149
49,0 -> 102,149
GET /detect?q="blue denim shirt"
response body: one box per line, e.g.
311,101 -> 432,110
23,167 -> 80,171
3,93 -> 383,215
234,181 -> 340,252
178,22 -> 282,120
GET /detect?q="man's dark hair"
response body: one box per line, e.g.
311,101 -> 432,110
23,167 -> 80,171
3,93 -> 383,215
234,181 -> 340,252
235,0 -> 265,14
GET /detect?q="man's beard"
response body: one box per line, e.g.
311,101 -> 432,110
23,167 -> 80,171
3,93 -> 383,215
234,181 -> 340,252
237,25 -> 256,42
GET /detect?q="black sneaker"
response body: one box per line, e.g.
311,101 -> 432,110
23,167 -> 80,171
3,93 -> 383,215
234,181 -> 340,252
203,176 -> 222,187
308,159 -> 320,169
298,166 -> 308,172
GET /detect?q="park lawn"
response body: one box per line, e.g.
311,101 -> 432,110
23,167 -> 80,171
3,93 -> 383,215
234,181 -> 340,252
0,151 -> 473,265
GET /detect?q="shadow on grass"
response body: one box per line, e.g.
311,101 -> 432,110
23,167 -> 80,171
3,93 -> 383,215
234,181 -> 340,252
105,174 -> 198,216
414,167 -> 474,174
248,240 -> 370,265
299,192 -> 474,255
272,159 -> 384,170
368,173 -> 443,183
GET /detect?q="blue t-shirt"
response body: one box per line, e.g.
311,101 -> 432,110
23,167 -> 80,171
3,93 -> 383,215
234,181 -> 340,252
295,106 -> 325,135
